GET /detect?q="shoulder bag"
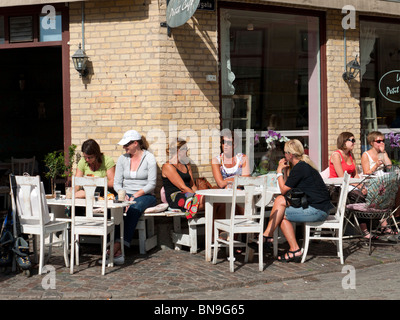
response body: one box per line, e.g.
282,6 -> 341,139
284,188 -> 308,209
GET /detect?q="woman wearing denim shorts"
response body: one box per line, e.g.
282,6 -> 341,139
258,139 -> 333,263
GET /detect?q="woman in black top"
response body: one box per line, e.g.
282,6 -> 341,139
162,138 -> 204,218
260,139 -> 333,262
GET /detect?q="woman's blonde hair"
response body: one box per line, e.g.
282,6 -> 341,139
166,138 -> 187,157
284,139 -> 318,170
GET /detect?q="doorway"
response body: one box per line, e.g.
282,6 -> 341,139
0,46 -> 64,184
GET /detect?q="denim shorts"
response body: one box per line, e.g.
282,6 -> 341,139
285,205 -> 328,223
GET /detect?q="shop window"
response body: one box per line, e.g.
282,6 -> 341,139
220,8 -> 321,171
39,13 -> 62,42
9,16 -> 33,43
360,20 -> 400,159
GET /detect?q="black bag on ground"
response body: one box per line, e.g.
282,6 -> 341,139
284,188 -> 308,209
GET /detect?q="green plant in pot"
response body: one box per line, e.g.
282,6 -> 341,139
44,144 -> 77,197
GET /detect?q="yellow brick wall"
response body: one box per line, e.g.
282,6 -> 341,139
69,0 -> 220,183
69,0 -> 366,180
326,9 -> 361,165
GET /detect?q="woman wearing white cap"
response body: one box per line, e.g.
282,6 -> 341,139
111,130 -> 157,264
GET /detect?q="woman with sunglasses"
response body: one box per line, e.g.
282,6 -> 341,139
75,139 -> 116,198
211,130 -> 251,223
329,132 -> 361,179
211,129 -> 251,190
110,130 -> 157,265
361,131 -> 391,175
361,131 -> 398,236
162,138 -> 204,217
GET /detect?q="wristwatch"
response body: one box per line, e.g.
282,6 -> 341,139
276,172 -> 284,178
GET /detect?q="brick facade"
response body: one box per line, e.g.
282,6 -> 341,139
68,0 -> 368,181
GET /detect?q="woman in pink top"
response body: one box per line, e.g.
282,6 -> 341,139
329,132 -> 361,179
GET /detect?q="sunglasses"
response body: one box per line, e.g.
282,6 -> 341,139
374,139 -> 385,144
346,138 -> 356,143
223,140 -> 233,146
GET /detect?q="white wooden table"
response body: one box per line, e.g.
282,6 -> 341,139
196,187 -> 279,262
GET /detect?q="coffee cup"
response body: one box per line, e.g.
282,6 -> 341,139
118,189 -> 126,201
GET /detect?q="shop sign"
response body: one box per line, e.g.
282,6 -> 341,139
197,0 -> 215,11
379,70 -> 400,103
166,0 -> 200,28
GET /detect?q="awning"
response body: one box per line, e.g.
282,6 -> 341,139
0,0 -> 87,8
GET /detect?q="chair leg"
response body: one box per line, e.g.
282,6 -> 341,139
63,228 -> 70,268
101,236 -> 107,276
338,237 -> 344,264
301,225 -> 310,263
75,237 -> 80,266
258,232 -> 263,271
70,234 -> 75,274
229,236 -> 234,272
212,226 -> 219,265
39,236 -> 45,275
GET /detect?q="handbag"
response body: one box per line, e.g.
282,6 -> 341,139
284,188 -> 308,209
195,177 -> 216,190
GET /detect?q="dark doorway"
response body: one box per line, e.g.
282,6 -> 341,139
0,46 -> 64,183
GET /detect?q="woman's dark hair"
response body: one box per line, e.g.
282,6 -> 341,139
81,139 -> 103,164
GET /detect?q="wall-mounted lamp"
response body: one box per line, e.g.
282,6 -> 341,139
71,43 -> 89,78
247,22 -> 254,31
342,54 -> 360,81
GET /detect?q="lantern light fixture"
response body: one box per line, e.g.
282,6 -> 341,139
71,43 -> 89,78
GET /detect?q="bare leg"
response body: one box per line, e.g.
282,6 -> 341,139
263,195 -> 287,237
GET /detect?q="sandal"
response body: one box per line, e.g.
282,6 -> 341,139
362,230 -> 379,240
379,226 -> 398,235
277,248 -> 302,263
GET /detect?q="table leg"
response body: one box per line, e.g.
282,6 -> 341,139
111,208 -> 125,257
205,200 -> 213,262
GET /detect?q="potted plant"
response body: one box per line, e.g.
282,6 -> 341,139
43,144 -> 77,197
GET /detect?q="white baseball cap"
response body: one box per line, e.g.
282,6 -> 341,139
117,130 -> 141,145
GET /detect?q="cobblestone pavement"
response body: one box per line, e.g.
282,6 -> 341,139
1,236 -> 400,301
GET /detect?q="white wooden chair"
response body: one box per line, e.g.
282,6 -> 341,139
212,176 -> 267,272
301,171 -> 350,264
70,176 -> 115,276
10,175 -> 70,274
11,157 -> 35,176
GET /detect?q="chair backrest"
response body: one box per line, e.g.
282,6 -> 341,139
11,175 -> 51,227
231,176 -> 268,230
335,171 -> 350,223
365,172 -> 399,210
72,176 -> 108,219
11,157 -> 35,176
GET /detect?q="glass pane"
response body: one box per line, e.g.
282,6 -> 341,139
9,16 -> 33,42
220,9 -> 320,169
360,20 -> 400,157
0,16 -> 4,44
39,14 -> 62,42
